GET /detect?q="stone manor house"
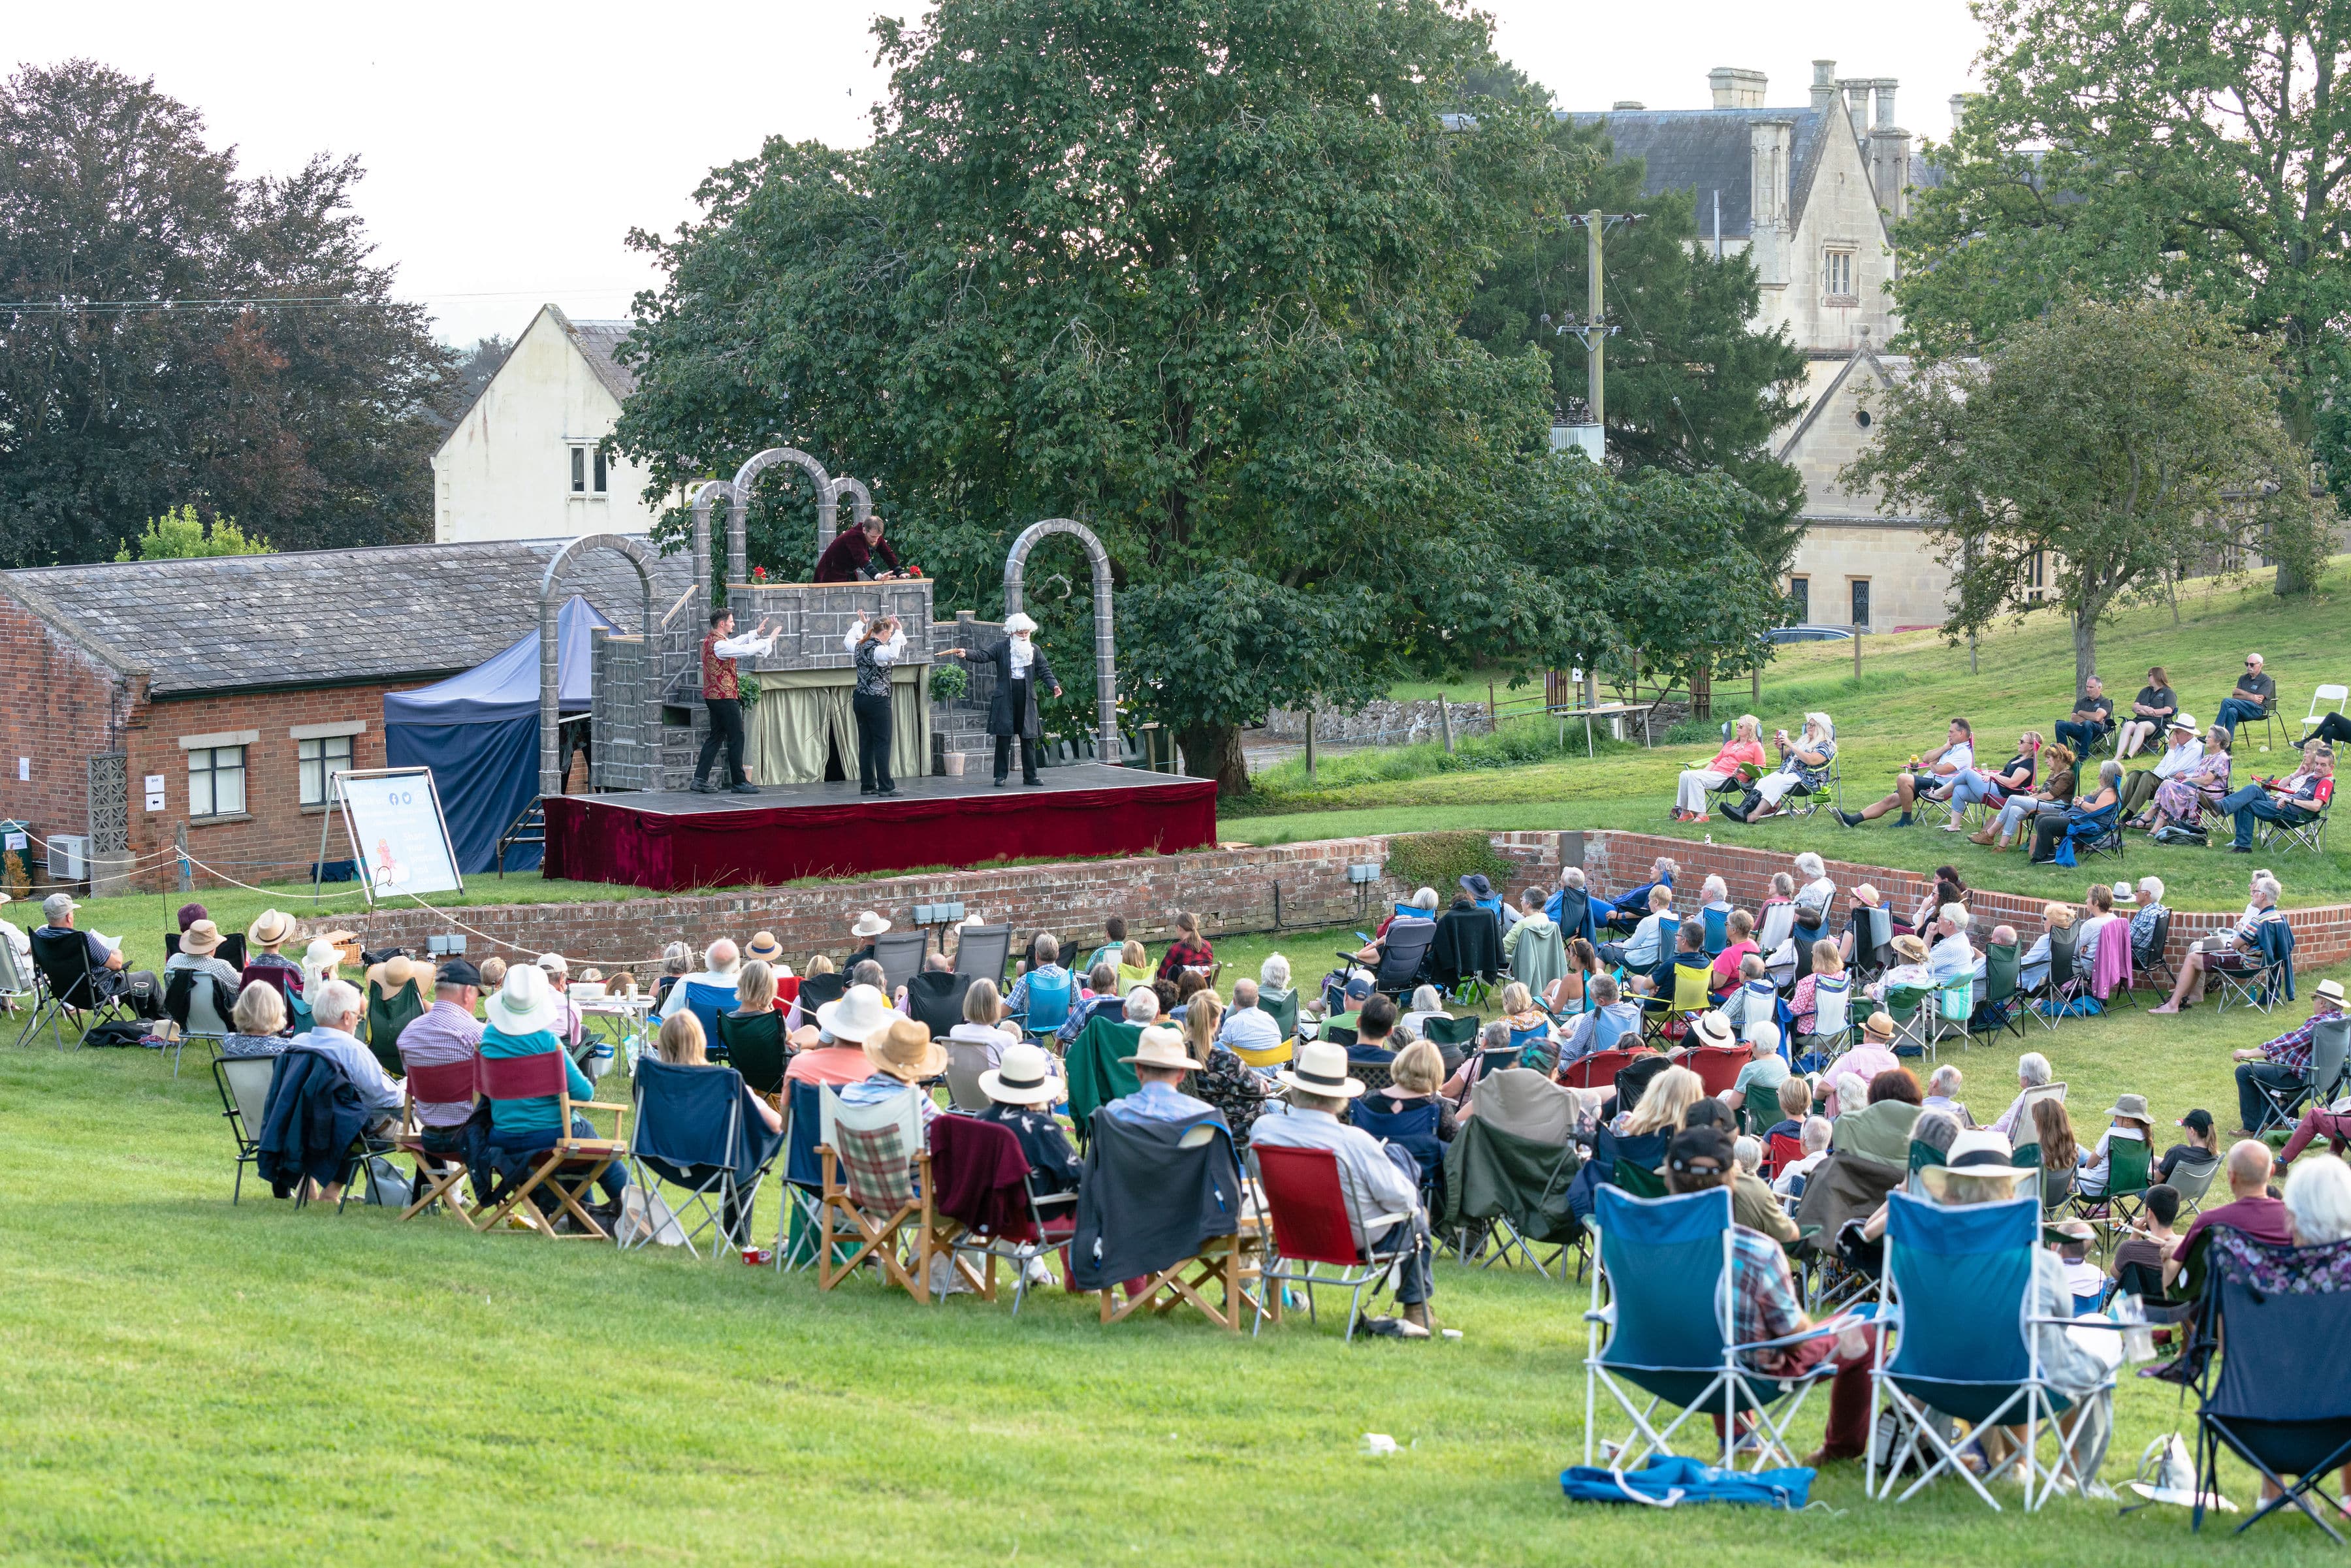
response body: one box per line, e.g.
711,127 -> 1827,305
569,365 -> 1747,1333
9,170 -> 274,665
1563,59 -> 1962,630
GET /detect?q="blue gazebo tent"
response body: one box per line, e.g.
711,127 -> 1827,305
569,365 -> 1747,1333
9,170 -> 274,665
383,595 -> 613,872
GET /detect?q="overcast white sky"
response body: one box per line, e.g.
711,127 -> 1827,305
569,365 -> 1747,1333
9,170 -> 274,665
12,1 -> 1988,347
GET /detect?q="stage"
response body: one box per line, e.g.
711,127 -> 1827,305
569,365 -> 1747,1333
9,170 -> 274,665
540,765 -> 1220,891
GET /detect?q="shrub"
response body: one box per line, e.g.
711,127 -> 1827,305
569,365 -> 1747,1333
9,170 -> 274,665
929,662 -> 970,703
1382,831 -> 1512,895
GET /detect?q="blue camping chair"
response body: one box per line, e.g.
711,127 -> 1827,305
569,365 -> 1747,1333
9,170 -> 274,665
1348,1095 -> 1444,1208
1584,1185 -> 1855,1473
625,1056 -> 782,1260
2190,1230 -> 2351,1540
1701,906 -> 1731,958
1012,968 -> 1074,1040
2051,799 -> 2122,867
1507,1023 -> 1551,1068
1868,1189 -> 2120,1511
769,1078 -> 830,1271
681,980 -> 739,1055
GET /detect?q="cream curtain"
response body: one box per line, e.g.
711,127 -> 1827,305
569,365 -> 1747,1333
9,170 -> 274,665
744,667 -> 931,785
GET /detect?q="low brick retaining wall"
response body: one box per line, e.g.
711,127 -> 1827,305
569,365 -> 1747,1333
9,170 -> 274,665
327,828 -> 2348,978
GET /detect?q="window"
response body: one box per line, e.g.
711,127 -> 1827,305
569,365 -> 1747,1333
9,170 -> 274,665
570,446 -> 586,494
1849,578 -> 1872,630
592,447 -> 609,494
1824,249 -> 1855,300
299,734 -> 352,807
188,746 -> 247,818
1787,575 -> 1810,623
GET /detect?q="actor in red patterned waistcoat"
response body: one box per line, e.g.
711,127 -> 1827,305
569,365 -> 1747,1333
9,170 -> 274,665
694,607 -> 776,795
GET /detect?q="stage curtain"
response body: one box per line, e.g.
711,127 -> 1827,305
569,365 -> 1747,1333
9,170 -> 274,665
745,669 -> 931,785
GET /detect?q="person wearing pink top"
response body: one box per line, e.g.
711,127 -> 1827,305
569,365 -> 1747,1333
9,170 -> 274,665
1674,715 -> 1768,822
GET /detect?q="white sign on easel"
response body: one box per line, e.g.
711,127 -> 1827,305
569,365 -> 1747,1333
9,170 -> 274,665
319,767 -> 464,904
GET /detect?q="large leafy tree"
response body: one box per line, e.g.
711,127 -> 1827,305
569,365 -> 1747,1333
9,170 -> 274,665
1893,0 -> 2351,586
1844,296 -> 2327,689
0,60 -> 454,565
615,0 -> 1578,793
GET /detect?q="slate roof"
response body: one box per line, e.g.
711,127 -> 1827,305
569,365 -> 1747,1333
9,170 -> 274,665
556,310 -> 639,404
1558,108 -> 1830,238
0,537 -> 694,697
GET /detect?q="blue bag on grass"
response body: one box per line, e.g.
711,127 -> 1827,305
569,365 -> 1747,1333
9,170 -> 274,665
1560,1455 -> 1813,1509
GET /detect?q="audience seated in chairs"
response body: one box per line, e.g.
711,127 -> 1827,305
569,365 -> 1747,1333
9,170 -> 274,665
2141,726 -> 2233,837
396,959 -> 487,1163
658,938 -> 742,1023
1558,975 -> 1642,1066
2030,758 -> 2122,863
1501,888 -> 1567,1000
1944,728 -> 2041,829
1725,712 -> 1838,823
2228,978 -> 2344,1136
1430,884 -> 1505,994
1595,857 -> 1679,935
1672,714 -> 1765,822
220,979 -> 294,1059
164,918 -> 242,1003
1569,1064 -> 1704,1222
718,959 -> 789,1073
1838,718 -> 1975,829
977,1040 -> 1083,1199
2213,650 -> 2277,740
477,965 -> 630,1228
2055,675 -> 2115,759
2113,665 -> 2180,760
2118,712 -> 2201,819
2164,1140 -> 2294,1295
1351,887 -> 1438,967
2152,869 -> 2286,1014
1974,743 -> 2080,850
1155,912 -> 1215,985
1251,1038 -> 1437,1337
33,891 -> 157,1019
2220,744 -> 2333,853
1596,884 -> 1676,981
1104,1026 -> 1222,1128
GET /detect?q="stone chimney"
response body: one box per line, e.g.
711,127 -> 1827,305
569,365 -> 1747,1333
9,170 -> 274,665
1708,67 -> 1768,109
1949,93 -> 1979,133
1748,118 -> 1796,287
1611,100 -> 1646,111
1839,78 -> 1870,140
1868,80 -> 1910,220
1811,60 -> 1840,115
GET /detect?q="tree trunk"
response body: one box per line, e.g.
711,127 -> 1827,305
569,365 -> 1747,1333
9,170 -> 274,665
1689,664 -> 1712,722
2073,611 -> 2097,695
1179,721 -> 1252,797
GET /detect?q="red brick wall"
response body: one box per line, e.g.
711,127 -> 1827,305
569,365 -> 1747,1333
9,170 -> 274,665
299,827 -> 2350,982
0,592 -> 128,861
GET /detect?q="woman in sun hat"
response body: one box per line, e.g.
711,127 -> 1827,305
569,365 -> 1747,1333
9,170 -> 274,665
164,918 -> 242,995
1866,933 -> 1932,1003
2076,1091 -> 2153,1198
978,1039 -> 1083,1194
787,982 -> 896,1086
743,931 -> 788,971
243,908 -> 302,988
479,962 -> 630,1215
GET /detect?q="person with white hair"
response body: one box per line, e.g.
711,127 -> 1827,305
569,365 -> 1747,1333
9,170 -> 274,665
1398,983 -> 1448,1039
1351,887 -> 1439,965
1927,902 -> 1977,984
2286,1153 -> 2351,1245
295,978 -> 402,1123
1597,856 -> 1679,935
658,936 -> 743,1021
1773,1115 -> 1835,1196
2127,876 -> 2169,964
1923,1064 -> 1968,1123
940,613 -> 1063,787
1727,712 -> 1838,824
1259,952 -> 1292,993
2152,868 -> 2286,1014
1672,714 -> 1766,822
1991,1051 -> 2055,1138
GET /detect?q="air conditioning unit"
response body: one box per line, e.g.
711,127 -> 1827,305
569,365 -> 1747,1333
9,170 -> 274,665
48,834 -> 89,883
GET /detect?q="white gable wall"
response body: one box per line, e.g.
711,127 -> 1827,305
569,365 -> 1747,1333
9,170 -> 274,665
430,308 -> 661,543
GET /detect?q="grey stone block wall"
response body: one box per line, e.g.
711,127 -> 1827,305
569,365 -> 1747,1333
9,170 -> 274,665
728,581 -> 935,673
590,630 -> 661,792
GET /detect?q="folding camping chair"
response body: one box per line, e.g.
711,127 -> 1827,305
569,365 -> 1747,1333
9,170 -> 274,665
1584,1184 -> 1855,1473
389,1058 -> 480,1221
1251,1144 -> 1420,1342
952,923 -> 1014,987
1008,967 -> 1074,1042
18,927 -> 132,1049
1075,1111 -> 1264,1331
1972,942 -> 2026,1040
814,1083 -> 933,1298
213,1055 -> 276,1205
470,1051 -> 630,1239
716,1008 -> 788,1105
872,931 -> 929,997
1797,972 -> 1854,1064
931,1119 -> 1079,1313
1881,984 -> 1933,1061
2254,789 -> 2331,856
627,1056 -> 780,1260
2247,1015 -> 2350,1135
1447,1068 -> 1585,1279
942,1036 -> 997,1113
1682,1044 -> 1747,1098
1558,1046 -> 1642,1092
679,979 -> 739,1053
771,1078 -> 829,1271
2190,1228 -> 2351,1541
0,938 -> 33,1019
1847,905 -> 1895,988
163,965 -> 238,1078
2120,908 -> 2175,1008
1867,1189 -> 2120,1511
902,969 -> 975,1041
1255,985 -> 1300,1042
1701,906 -> 1731,959
1350,921 -> 1436,1000
2031,926 -> 2083,1031
1926,974 -> 1974,1058
2212,919 -> 2295,1016
2065,1134 -> 2152,1238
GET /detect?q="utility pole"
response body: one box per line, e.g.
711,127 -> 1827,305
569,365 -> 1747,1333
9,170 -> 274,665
1556,210 -> 1640,711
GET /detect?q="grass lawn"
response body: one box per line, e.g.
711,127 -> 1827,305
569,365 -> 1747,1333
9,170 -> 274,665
4,925 -> 2347,1563
1232,559 -> 2351,913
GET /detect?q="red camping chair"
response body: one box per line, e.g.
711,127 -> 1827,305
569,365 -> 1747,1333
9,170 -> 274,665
1765,1132 -> 1804,1182
391,1057 -> 479,1221
1682,1045 -> 1748,1098
1559,1048 -> 1642,1091
472,1051 -> 628,1239
1251,1144 -> 1416,1343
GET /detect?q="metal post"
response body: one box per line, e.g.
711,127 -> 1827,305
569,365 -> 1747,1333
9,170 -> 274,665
1305,706 -> 1317,782
1853,622 -> 1864,682
1752,667 -> 1761,707
1439,696 -> 1454,754
1587,208 -> 1605,435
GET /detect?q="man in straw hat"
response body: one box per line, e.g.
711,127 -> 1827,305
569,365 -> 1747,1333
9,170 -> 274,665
245,908 -> 301,984
940,613 -> 1063,788
840,1016 -> 948,1135
1661,1123 -> 1881,1464
163,918 -> 242,995
2230,978 -> 2346,1136
1251,1037 -> 1438,1337
978,1040 -> 1082,1195
1103,1025 -> 1221,1126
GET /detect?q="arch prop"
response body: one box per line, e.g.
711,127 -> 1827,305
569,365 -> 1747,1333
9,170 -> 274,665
1004,519 -> 1119,761
539,534 -> 656,798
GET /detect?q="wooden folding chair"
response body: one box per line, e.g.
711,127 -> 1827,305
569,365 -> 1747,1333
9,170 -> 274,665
815,1085 -> 934,1299
471,1051 -> 628,1239
391,1058 -> 479,1221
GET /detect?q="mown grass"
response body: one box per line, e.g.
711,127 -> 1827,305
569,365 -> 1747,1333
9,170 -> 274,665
4,936 -> 2345,1563
1231,558 -> 2351,913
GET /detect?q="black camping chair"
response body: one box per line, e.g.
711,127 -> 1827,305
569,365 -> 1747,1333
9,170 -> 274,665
904,970 -> 978,1041
20,928 -> 131,1049
715,1009 -> 789,1100
952,924 -> 1013,987
873,931 -> 929,998
2117,908 -> 2174,1009
1343,921 -> 1436,999
163,965 -> 240,1078
792,971 -> 848,1022
2191,1229 -> 2351,1541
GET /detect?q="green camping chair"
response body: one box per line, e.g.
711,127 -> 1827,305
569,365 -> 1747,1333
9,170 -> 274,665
1744,1081 -> 1784,1138
2068,1135 -> 2152,1238
1882,984 -> 1933,1062
1255,985 -> 1300,1041
1422,1013 -> 1480,1049
1907,1136 -> 1947,1185
1063,1015 -> 1144,1147
1612,1156 -> 1668,1200
1971,942 -> 2025,1042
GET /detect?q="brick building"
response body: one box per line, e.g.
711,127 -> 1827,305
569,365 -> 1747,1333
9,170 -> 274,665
0,539 -> 688,894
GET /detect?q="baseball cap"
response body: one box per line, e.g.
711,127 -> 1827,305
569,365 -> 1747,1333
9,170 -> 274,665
1667,1125 -> 1735,1174
436,959 -> 484,987
2177,1108 -> 2214,1136
1683,1099 -> 1735,1132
